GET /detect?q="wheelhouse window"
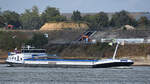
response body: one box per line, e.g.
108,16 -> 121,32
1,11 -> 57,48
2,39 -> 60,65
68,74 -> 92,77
21,49 -> 46,53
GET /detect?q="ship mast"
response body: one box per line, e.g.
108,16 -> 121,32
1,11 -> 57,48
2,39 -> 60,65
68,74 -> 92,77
112,42 -> 120,60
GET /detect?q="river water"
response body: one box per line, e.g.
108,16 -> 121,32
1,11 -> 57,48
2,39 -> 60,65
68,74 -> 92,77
0,64 -> 149,84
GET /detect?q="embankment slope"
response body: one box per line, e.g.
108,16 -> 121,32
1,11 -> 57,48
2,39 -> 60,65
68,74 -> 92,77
1,30 -> 150,65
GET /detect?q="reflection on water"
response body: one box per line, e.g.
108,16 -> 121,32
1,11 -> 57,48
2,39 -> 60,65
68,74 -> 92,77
0,64 -> 150,84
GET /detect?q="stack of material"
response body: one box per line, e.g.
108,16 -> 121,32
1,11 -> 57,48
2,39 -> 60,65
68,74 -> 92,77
122,25 -> 135,30
40,22 -> 89,30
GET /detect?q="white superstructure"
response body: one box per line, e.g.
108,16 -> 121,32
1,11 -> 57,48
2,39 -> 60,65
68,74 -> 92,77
6,46 -> 47,64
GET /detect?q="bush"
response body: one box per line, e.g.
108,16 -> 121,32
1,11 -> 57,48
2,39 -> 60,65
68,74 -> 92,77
0,31 -> 24,50
25,33 -> 48,48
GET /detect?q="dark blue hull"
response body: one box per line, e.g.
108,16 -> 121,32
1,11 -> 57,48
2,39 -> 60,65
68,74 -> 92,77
6,62 -> 134,68
93,62 -> 134,68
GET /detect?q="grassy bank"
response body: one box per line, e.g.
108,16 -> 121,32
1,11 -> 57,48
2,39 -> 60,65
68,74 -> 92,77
1,43 -> 150,65
0,29 -> 85,50
0,30 -> 150,59
1,30 -> 150,65
46,43 -> 150,58
46,43 -> 150,65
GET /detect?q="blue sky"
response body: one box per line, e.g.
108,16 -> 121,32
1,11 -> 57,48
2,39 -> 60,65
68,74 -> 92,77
0,0 -> 150,13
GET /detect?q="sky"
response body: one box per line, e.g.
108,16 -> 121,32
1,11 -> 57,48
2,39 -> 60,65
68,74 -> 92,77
0,0 -> 150,13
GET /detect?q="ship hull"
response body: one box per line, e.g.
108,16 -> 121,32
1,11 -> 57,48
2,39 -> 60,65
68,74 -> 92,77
7,62 -> 93,68
6,61 -> 134,68
93,62 -> 133,68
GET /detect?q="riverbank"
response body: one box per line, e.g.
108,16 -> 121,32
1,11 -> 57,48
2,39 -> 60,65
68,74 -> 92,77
1,30 -> 150,66
1,43 -> 150,66
132,56 -> 150,66
0,59 -> 5,64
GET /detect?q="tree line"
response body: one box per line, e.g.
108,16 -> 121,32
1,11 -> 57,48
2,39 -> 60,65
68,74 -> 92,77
73,10 -> 150,30
0,6 -> 66,30
0,6 -> 150,30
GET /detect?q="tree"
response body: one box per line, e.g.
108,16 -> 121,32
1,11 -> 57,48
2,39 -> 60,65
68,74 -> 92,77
82,15 -> 96,28
82,12 -> 109,30
26,33 -> 48,48
110,10 -> 137,27
82,15 -> 93,23
138,16 -> 149,26
71,10 -> 82,22
2,10 -> 21,28
0,31 -> 24,50
41,6 -> 66,24
95,12 -> 109,28
0,15 -> 5,27
0,8 -> 1,14
53,15 -> 67,22
20,6 -> 41,29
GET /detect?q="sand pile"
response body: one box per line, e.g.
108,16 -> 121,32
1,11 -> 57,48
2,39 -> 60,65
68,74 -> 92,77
40,22 -> 89,30
122,25 -> 135,30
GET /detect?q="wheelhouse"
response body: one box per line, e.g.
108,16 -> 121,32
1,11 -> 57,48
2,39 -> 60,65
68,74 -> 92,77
21,49 -> 46,53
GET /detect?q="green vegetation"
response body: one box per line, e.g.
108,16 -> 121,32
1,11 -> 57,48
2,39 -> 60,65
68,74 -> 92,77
1,10 -> 21,29
20,6 -> 41,30
138,16 -> 149,26
0,6 -> 67,30
0,29 -> 84,51
0,31 -> 48,51
0,31 -> 24,50
46,43 -> 114,59
41,6 -> 66,24
0,30 -> 150,59
0,6 -> 150,30
25,33 -> 48,48
46,43 -> 150,59
110,10 -> 137,27
71,10 -> 82,22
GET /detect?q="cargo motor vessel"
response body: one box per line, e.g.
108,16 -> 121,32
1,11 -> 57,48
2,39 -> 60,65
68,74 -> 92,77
6,43 -> 134,68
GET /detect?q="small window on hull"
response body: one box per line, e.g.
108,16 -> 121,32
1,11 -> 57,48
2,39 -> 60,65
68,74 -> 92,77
17,56 -> 19,61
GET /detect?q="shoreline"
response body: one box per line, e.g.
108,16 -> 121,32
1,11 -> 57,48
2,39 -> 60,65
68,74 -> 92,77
0,59 -> 6,64
133,62 -> 150,66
